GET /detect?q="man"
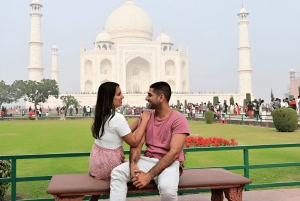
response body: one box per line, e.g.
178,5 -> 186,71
247,101 -> 254,118
252,99 -> 259,120
60,107 -> 66,120
297,95 -> 300,114
83,106 -> 87,117
75,107 -> 78,115
218,102 -> 223,113
56,107 -> 59,116
110,82 -> 190,201
202,102 -> 207,115
270,98 -> 275,112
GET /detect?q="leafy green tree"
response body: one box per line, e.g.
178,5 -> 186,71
246,93 -> 251,102
0,81 -> 16,108
230,96 -> 234,105
270,89 -> 274,102
289,95 -> 294,101
60,95 -> 80,114
18,79 -> 59,120
298,86 -> 300,97
213,96 -> 219,105
184,99 -> 187,113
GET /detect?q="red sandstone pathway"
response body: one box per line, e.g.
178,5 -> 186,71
102,188 -> 300,201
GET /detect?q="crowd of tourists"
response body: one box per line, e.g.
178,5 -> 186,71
2,96 -> 300,121
171,96 -> 300,122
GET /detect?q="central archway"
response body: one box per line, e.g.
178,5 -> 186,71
126,57 -> 151,92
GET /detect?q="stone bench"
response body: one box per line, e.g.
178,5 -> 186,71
46,168 -> 252,201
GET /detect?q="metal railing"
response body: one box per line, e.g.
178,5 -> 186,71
186,112 -> 278,124
1,143 -> 300,200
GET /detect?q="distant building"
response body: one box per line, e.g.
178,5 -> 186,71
289,69 -> 300,98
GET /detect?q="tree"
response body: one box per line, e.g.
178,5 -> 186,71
270,89 -> 274,102
230,96 -> 234,105
246,93 -> 251,102
298,86 -> 300,97
213,96 -> 219,105
0,80 -> 17,108
184,99 -> 187,113
289,95 -> 294,101
18,79 -> 59,120
60,95 -> 80,114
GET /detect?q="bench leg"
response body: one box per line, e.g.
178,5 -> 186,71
224,184 -> 244,201
211,189 -> 224,201
53,195 -> 85,201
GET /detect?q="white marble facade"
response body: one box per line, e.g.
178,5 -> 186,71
29,0 -> 254,108
79,0 -> 189,94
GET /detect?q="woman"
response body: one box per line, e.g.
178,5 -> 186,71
89,82 -> 150,201
230,104 -> 235,115
235,103 -> 240,115
259,99 -> 266,121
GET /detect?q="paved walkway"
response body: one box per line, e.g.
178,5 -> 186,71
102,188 -> 300,201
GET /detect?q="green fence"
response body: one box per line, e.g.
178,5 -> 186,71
1,143 -> 300,201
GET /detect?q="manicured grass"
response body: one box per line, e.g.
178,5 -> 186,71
1,119 -> 300,199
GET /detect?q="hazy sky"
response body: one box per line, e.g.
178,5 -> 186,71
1,0 -> 300,104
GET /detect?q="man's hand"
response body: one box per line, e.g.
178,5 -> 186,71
132,170 -> 152,189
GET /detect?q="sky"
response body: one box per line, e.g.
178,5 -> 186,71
1,0 -> 300,105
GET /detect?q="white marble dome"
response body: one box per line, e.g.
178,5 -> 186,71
156,33 -> 173,44
31,0 -> 41,4
290,68 -> 295,72
52,44 -> 58,49
96,31 -> 112,42
105,0 -> 153,41
239,7 -> 248,14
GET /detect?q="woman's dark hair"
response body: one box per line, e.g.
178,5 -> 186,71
91,82 -> 119,139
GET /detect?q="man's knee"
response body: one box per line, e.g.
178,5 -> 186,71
111,162 -> 130,181
158,179 -> 178,199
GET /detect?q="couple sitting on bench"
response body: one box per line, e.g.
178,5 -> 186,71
89,81 -> 189,201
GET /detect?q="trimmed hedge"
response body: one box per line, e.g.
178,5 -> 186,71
205,110 -> 214,124
0,160 -> 11,201
272,108 -> 298,132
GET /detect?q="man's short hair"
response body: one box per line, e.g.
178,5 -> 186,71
150,81 -> 171,102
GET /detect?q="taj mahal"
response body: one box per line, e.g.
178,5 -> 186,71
27,0 -> 253,107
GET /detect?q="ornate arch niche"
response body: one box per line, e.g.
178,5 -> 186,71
167,80 -> 176,91
84,60 -> 93,76
182,80 -> 187,92
126,57 -> 151,92
100,59 -> 112,75
85,80 -> 93,92
182,61 -> 187,77
101,79 -> 110,84
165,60 -> 175,76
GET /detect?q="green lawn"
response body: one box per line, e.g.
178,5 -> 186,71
1,119 -> 300,199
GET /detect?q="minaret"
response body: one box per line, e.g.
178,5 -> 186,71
237,7 -> 253,94
28,0 -> 44,81
51,45 -> 59,85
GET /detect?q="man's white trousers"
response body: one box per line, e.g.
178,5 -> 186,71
110,156 -> 180,201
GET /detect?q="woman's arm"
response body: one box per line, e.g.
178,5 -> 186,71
129,118 -> 139,133
122,111 -> 150,147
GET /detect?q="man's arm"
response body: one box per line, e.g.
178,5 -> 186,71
133,133 -> 187,189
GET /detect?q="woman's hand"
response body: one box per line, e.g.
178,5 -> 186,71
140,110 -> 151,122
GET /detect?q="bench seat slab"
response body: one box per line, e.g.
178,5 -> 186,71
53,195 -> 84,201
46,168 -> 251,200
